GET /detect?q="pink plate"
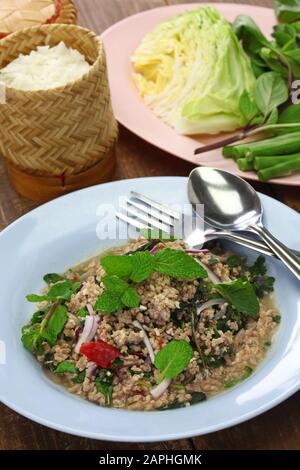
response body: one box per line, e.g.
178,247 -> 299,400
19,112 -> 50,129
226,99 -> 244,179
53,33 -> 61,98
102,3 -> 299,186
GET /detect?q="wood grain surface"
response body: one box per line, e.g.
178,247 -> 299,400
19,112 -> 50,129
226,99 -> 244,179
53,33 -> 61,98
0,0 -> 299,450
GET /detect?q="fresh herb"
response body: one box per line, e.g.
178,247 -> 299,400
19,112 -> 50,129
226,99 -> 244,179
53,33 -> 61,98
154,248 -> 207,279
43,273 -> 64,284
249,255 -> 267,276
214,279 -> 260,316
129,251 -> 154,282
112,357 -> 123,368
77,307 -> 88,318
273,315 -> 281,324
54,361 -> 77,374
154,339 -> 194,381
189,391 -> 207,405
95,275 -> 139,314
224,366 -> 253,389
73,370 -> 86,384
31,305 -> 50,324
95,369 -> 114,406
227,255 -> 243,269
275,0 -> 300,23
42,305 -> 68,346
21,324 -> 44,355
101,256 -> 133,278
26,279 -> 80,303
248,256 -> 275,297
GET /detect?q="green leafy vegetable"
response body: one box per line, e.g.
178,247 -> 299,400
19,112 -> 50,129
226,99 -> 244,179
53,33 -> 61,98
239,90 -> 259,122
73,370 -> 86,384
43,305 -> 68,346
55,361 -> 77,374
227,255 -> 244,268
101,255 -> 133,278
253,72 -> 288,118
154,339 -> 194,380
21,325 -> 43,354
95,291 -> 124,314
121,287 -> 139,308
77,307 -> 88,318
26,279 -> 80,303
95,369 -> 114,406
95,275 -> 139,313
154,248 -> 207,279
43,273 -> 64,284
214,279 -> 259,316
132,6 -> 255,135
275,0 -> 300,23
129,251 -> 154,282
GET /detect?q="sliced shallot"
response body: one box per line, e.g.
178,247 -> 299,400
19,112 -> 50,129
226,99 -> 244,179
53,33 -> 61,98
133,320 -> 155,364
86,362 -> 98,378
185,249 -> 210,254
196,298 -> 226,316
75,315 -> 99,354
150,378 -> 171,399
86,303 -> 95,316
195,259 -> 220,284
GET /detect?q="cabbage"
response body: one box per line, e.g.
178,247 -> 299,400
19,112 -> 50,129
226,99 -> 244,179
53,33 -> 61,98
132,6 -> 256,135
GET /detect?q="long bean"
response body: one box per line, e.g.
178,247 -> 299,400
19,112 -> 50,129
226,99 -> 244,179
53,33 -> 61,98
254,154 -> 300,170
223,132 -> 300,160
258,157 -> 300,181
237,159 -> 254,171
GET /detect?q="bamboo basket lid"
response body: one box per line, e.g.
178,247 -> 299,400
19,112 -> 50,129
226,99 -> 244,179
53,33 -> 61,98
0,0 -> 76,37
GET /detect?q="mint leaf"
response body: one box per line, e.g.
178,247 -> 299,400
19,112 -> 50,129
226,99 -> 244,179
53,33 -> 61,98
26,294 -> 48,302
55,361 -> 77,374
154,339 -> 194,380
77,307 -> 88,318
154,248 -> 207,279
215,279 -> 259,316
121,287 -> 139,308
249,255 -> 267,276
21,325 -> 43,353
101,255 -> 133,278
102,275 -> 129,293
44,305 -> 68,345
43,273 -> 64,284
47,280 -> 74,301
94,291 -> 124,314
227,255 -> 243,268
130,251 -> 154,282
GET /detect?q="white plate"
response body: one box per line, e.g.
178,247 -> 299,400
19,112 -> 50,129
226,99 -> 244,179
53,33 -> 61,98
0,177 -> 300,442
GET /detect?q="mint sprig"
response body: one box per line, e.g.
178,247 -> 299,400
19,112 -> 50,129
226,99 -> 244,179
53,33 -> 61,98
154,339 -> 194,381
214,278 -> 259,316
94,275 -> 139,314
154,248 -> 207,279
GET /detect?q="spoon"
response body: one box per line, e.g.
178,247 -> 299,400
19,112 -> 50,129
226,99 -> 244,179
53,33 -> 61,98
188,167 -> 300,281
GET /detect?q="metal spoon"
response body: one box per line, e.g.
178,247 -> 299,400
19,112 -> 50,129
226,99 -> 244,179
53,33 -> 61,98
188,167 -> 300,281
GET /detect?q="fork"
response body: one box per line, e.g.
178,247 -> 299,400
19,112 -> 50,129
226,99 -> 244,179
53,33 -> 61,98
115,191 -> 300,258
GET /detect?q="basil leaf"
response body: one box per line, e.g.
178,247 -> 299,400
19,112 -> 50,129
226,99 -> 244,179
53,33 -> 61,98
239,90 -> 259,122
43,273 -> 64,284
275,0 -> 300,23
278,104 -> 300,132
55,361 -> 77,374
254,72 -> 288,118
154,339 -> 194,380
214,279 -> 259,316
233,15 -> 273,56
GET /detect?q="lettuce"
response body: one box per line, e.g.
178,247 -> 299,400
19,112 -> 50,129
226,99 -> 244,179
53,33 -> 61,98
132,6 -> 255,135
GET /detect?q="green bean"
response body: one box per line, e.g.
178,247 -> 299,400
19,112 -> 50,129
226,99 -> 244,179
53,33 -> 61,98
258,157 -> 300,181
254,154 -> 300,170
223,132 -> 300,160
237,159 -> 254,171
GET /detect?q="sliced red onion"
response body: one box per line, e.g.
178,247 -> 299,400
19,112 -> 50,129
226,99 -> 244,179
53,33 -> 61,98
149,245 -> 160,254
133,320 -> 155,364
185,249 -> 210,254
150,378 -> 171,399
75,325 -> 83,341
196,259 -> 220,284
86,362 -> 98,378
86,303 -> 95,316
75,315 -> 99,354
197,298 -> 226,316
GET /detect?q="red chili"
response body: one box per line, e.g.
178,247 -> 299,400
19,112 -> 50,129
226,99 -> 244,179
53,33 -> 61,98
80,340 -> 120,369
157,337 -> 163,349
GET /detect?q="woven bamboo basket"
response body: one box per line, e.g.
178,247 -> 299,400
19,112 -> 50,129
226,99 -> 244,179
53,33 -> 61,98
0,1 -> 77,38
0,23 -> 118,201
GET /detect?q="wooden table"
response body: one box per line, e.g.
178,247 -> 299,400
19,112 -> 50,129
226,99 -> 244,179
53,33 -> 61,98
0,0 -> 299,451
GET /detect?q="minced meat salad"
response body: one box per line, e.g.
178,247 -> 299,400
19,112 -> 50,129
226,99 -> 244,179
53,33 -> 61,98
21,238 -> 280,411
